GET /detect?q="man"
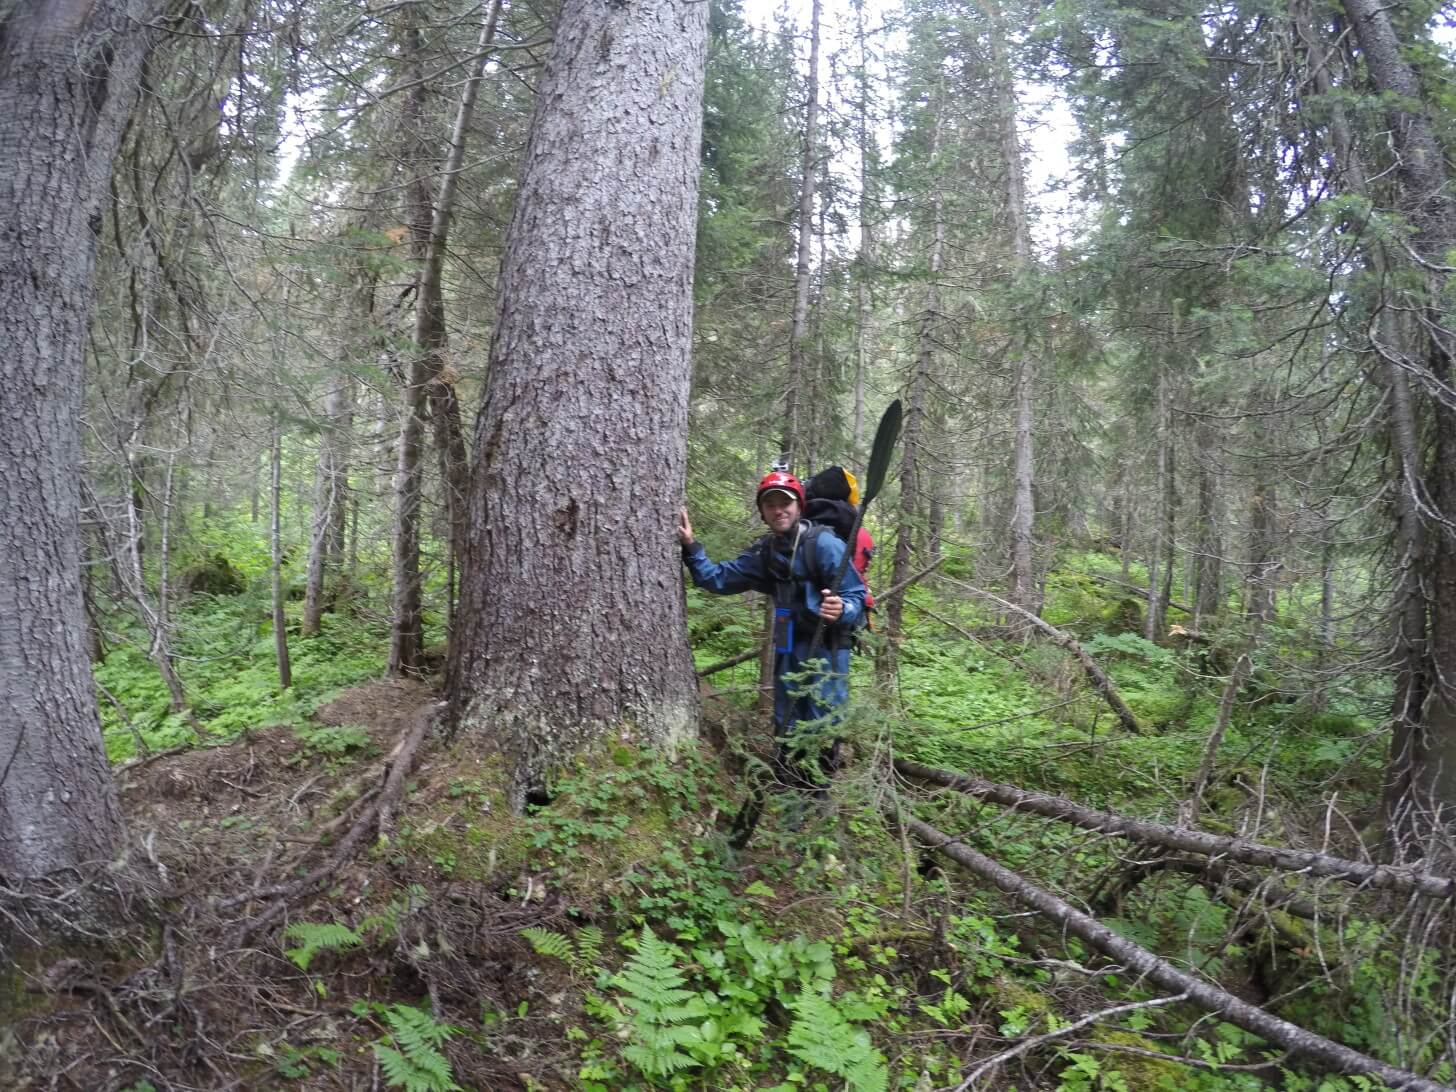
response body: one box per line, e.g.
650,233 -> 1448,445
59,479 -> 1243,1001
677,471 -> 867,797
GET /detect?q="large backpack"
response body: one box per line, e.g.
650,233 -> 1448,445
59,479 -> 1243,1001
802,466 -> 875,612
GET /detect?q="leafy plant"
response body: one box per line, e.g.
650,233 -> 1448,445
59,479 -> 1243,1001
521,924 -> 606,974
282,920 -> 363,971
606,926 -> 709,1079
784,985 -> 889,1092
355,1002 -> 460,1092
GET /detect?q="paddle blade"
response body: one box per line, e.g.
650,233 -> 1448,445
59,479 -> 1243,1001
861,399 -> 903,506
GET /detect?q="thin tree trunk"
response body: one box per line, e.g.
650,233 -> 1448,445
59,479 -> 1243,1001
852,0 -> 873,459
1146,370 -> 1168,640
880,84 -> 944,687
989,0 -> 1038,619
1192,425 -> 1221,627
416,0 -> 502,654
302,370 -> 354,637
388,10 -> 434,678
271,416 -> 291,691
782,0 -> 820,467
1247,482 -> 1278,621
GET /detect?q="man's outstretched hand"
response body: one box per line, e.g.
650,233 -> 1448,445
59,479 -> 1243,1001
677,507 -> 694,547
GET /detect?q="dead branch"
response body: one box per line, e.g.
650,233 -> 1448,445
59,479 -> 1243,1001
904,814 -> 1449,1092
1092,854 -> 1322,922
952,991 -> 1190,1090
220,704 -> 434,948
1182,651 -> 1254,827
934,574 -> 1142,734
895,758 -> 1456,901
696,645 -> 761,679
877,557 -> 947,603
1081,570 -> 1193,615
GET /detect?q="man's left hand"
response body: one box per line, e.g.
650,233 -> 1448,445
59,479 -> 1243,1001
817,589 -> 843,623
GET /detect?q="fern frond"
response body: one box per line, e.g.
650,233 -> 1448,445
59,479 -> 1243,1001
609,926 -> 705,1078
373,1004 -> 459,1092
574,924 -> 605,967
384,1003 -> 456,1051
521,926 -> 573,964
787,986 -> 888,1092
374,1044 -> 418,1089
282,920 -> 362,971
612,926 -> 694,1008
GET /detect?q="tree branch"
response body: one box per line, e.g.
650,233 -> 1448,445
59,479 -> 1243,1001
904,813 -> 1449,1092
895,758 -> 1456,901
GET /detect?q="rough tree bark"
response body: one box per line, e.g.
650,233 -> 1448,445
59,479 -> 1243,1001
0,0 -> 161,879
1337,0 -> 1456,847
989,0 -> 1039,620
448,0 -> 707,810
388,8 -> 435,677
782,0 -> 821,468
880,83 -> 944,687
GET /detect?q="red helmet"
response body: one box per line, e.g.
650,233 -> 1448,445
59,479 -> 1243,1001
756,470 -> 805,508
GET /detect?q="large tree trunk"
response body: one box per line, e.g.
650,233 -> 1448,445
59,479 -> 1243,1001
0,0 -> 159,879
448,0 -> 707,810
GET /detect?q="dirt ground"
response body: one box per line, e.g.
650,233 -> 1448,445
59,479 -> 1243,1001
1,677 -> 585,1092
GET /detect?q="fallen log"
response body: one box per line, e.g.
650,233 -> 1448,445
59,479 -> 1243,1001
903,814 -> 1449,1092
895,758 -> 1456,901
933,575 -> 1142,734
696,645 -> 761,679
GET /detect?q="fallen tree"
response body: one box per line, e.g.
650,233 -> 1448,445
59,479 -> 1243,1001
902,813 -> 1450,1092
895,758 -> 1456,901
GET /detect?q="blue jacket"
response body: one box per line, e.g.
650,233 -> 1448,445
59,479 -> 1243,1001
682,521 -> 867,640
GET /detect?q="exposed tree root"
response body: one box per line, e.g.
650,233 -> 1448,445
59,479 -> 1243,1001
902,812 -> 1451,1092
220,703 -> 435,948
896,758 -> 1456,900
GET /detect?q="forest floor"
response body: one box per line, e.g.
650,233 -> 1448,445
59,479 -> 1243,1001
2,675 -> 870,1092
3,554 -> 1445,1091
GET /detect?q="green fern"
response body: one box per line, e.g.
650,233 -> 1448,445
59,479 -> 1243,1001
282,920 -> 363,971
786,986 -> 888,1092
521,926 -> 574,963
576,924 -> 605,967
372,1003 -> 459,1092
521,923 -> 607,974
610,925 -> 708,1078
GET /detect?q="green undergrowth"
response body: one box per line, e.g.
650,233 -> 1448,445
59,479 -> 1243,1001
95,596 -> 388,760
